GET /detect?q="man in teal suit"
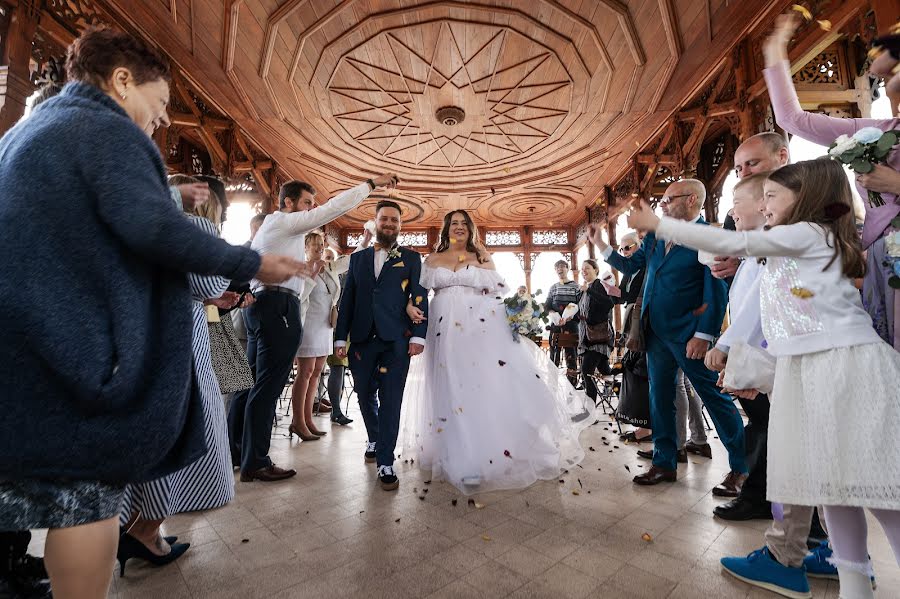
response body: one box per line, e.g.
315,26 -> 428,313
588,180 -> 747,492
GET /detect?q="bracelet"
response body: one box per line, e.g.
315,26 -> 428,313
366,178 -> 376,191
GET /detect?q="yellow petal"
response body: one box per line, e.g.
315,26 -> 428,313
481,534 -> 492,541
458,255 -> 466,262
401,279 -> 409,291
817,19 -> 831,31
791,4 -> 812,20
474,501 -> 485,509
379,366 -> 388,373
642,533 -> 653,542
571,489 -> 580,496
415,295 -> 423,305
436,427 -> 444,433
790,287 -> 814,299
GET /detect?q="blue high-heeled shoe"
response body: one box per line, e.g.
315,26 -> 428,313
116,532 -> 190,576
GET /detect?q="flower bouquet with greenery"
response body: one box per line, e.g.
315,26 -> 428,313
828,127 -> 900,207
502,289 -> 548,342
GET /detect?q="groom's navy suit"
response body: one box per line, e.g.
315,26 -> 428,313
335,246 -> 428,466
604,220 -> 746,474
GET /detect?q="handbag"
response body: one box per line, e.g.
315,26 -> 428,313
722,342 -> 776,395
208,313 -> 255,395
615,351 -> 651,427
622,295 -> 646,352
585,320 -> 611,344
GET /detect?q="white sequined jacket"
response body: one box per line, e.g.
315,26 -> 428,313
656,218 -> 884,356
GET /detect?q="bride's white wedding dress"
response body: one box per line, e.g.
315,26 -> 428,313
401,262 -> 595,494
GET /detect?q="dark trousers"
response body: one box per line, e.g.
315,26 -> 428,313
581,350 -> 611,402
228,290 -> 302,473
348,337 -> 410,467
646,330 -> 747,473
327,364 -> 346,418
737,393 -> 770,504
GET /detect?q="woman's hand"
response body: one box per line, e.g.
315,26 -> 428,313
763,13 -> 800,66
856,164 -> 900,195
626,200 -> 660,233
206,291 -> 241,310
406,302 -> 426,324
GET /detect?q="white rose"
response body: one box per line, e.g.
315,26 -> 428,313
829,134 -> 857,157
852,127 -> 883,145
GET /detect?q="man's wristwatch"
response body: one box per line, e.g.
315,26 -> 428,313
366,178 -> 376,191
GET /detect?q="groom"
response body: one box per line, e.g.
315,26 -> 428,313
334,200 -> 428,490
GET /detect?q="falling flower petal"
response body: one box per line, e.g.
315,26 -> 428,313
458,255 -> 466,262
624,465 -> 631,472
415,296 -> 423,305
642,533 -> 653,542
790,287 -> 814,299
498,360 -> 506,366
395,518 -> 401,522
481,535 -> 492,541
436,427 -> 444,433
474,502 -> 484,509
817,19 -> 831,31
241,538 -> 250,543
504,450 -> 512,458
572,490 -> 581,496
791,4 -> 812,20
401,279 -> 409,291
379,367 -> 388,373
589,447 -> 596,452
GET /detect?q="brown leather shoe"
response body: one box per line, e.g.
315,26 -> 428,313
712,471 -> 748,497
240,465 -> 297,482
685,441 -> 712,459
633,466 -> 677,485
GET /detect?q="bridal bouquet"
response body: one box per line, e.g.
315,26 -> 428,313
828,127 -> 899,207
502,290 -> 548,342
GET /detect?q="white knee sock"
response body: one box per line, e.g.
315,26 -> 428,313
835,565 -> 874,599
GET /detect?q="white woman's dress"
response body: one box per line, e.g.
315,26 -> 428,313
401,263 -> 595,494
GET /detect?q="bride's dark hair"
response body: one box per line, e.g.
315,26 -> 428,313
434,210 -> 489,263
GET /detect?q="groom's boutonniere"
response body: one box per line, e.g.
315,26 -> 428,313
387,245 -> 402,261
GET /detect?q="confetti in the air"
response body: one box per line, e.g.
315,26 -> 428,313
791,4 -> 812,20
401,279 -> 408,291
790,287 -> 814,299
641,533 -> 653,542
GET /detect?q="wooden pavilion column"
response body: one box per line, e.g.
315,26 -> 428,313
0,1 -> 39,136
522,226 -> 532,294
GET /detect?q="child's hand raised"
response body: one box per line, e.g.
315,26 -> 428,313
626,199 -> 660,233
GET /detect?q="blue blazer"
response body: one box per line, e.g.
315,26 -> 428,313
335,246 -> 428,344
605,221 -> 727,344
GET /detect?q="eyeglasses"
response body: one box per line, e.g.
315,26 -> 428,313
621,243 -> 638,251
659,193 -> 693,205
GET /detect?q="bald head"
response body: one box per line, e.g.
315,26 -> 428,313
662,178 -> 706,221
734,132 -> 790,179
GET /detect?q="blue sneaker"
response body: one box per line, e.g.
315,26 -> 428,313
721,547 -> 811,599
803,541 -> 838,580
803,541 -> 876,588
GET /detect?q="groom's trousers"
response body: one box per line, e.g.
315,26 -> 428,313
348,336 -> 411,467
228,290 -> 302,473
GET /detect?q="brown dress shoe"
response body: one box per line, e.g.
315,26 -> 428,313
240,465 -> 297,482
633,466 -> 677,485
685,441 -> 712,459
712,471 -> 748,497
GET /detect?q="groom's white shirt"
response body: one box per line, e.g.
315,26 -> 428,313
334,246 -> 425,348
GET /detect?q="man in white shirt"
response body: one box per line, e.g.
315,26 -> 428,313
229,174 -> 397,482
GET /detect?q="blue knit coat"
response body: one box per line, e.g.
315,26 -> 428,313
0,82 -> 261,483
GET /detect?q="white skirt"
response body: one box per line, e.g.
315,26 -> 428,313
767,342 -> 900,509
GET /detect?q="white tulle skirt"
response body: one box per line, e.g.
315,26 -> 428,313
400,285 -> 595,495
767,342 -> 900,509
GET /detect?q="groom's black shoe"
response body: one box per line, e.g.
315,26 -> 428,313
377,465 -> 399,491
364,442 -> 377,463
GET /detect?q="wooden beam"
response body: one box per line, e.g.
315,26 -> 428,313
171,74 -> 228,168
233,130 -> 272,196
233,160 -> 274,172
168,112 -> 233,130
637,153 -> 679,165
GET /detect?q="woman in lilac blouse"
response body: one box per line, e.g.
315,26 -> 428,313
764,13 -> 900,351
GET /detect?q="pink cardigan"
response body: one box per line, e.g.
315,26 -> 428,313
764,60 -> 900,249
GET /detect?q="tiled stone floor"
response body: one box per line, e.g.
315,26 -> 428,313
30,400 -> 900,599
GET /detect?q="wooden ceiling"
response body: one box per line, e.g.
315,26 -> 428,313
101,0 -> 788,228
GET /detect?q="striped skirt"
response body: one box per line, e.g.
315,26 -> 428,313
120,301 -> 234,522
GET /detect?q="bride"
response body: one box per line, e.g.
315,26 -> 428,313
401,210 -> 595,494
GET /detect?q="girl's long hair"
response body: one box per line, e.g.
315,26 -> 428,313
434,210 -> 489,263
766,159 -> 866,278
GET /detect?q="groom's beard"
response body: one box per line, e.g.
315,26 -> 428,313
376,229 -> 398,247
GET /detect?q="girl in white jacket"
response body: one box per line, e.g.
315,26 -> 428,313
622,158 -> 900,599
